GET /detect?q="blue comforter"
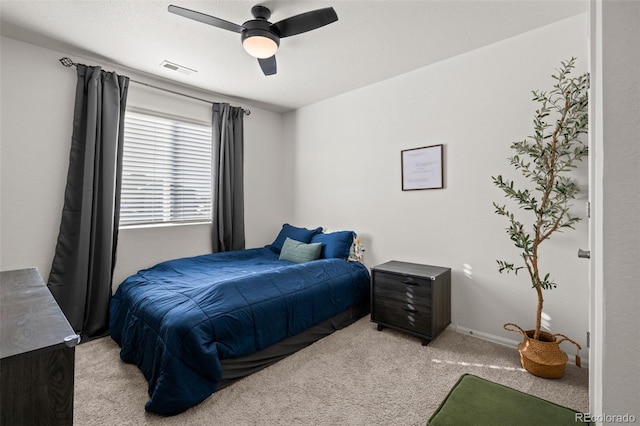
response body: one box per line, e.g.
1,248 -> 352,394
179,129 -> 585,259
109,247 -> 370,415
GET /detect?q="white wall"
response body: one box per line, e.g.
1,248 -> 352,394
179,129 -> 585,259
284,14 -> 590,353
0,36 -> 290,287
596,0 -> 640,420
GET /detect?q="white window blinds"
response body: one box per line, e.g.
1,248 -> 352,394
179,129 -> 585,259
120,111 -> 212,227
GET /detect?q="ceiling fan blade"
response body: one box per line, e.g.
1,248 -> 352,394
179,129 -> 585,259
258,56 -> 277,76
271,7 -> 338,38
168,5 -> 245,33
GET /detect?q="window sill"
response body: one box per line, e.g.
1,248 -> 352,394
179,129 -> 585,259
119,221 -> 212,230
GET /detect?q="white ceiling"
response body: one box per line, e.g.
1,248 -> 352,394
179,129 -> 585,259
0,0 -> 588,113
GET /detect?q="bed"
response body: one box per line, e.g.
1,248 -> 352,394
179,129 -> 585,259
109,224 -> 370,415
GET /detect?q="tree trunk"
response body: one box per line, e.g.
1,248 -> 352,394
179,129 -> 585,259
534,283 -> 544,340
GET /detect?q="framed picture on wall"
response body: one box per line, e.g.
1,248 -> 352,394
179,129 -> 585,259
401,144 -> 444,190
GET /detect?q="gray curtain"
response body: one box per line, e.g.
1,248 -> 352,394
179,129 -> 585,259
48,64 -> 129,339
211,103 -> 245,252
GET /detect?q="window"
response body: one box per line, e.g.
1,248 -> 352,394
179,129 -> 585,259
120,111 -> 212,227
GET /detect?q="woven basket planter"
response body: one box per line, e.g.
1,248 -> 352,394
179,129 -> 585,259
504,323 -> 581,379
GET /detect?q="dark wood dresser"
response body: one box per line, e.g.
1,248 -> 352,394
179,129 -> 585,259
370,261 -> 451,345
1,268 -> 79,425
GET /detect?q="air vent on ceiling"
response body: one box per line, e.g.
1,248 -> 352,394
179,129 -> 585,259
159,60 -> 197,76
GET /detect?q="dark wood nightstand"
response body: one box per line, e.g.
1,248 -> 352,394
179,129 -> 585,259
370,261 -> 451,345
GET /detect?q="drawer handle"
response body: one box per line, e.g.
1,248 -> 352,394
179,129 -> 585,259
402,279 -> 418,286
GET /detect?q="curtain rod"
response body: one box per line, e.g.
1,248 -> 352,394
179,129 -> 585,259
58,57 -> 250,116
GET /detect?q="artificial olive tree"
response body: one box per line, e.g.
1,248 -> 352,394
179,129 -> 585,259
493,58 -> 589,340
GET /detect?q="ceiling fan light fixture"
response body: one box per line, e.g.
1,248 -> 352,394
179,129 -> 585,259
168,4 -> 338,75
242,34 -> 279,59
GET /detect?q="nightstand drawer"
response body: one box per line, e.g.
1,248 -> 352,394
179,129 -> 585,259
372,296 -> 431,335
373,272 -> 431,304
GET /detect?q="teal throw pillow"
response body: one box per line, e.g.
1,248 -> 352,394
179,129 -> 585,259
279,237 -> 322,263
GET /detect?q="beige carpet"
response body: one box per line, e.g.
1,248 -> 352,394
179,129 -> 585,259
74,316 -> 588,425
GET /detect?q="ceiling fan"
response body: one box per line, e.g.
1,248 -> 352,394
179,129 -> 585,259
168,4 -> 338,76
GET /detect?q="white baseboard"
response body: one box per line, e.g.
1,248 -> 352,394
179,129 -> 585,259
447,323 -> 589,368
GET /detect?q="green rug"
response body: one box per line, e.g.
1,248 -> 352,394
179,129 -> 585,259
428,374 -> 591,425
